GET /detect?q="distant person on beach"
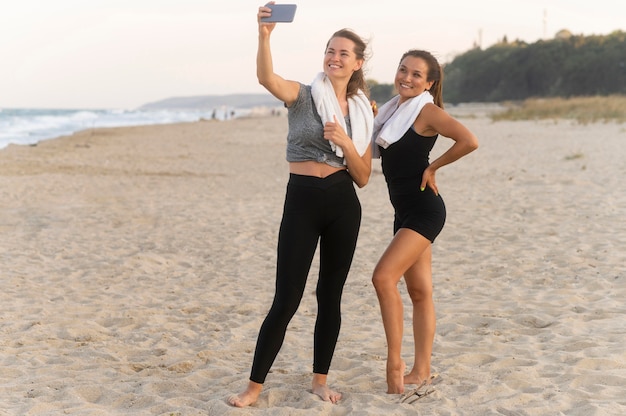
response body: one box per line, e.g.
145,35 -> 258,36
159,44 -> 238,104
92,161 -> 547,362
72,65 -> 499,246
228,4 -> 375,408
370,49 -> 478,395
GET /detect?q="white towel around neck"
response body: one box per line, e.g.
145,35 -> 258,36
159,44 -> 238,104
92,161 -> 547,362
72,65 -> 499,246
310,72 -> 373,162
371,91 -> 434,158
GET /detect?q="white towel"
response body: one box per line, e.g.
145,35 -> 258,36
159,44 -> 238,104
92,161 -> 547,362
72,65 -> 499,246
310,72 -> 374,161
371,91 -> 434,158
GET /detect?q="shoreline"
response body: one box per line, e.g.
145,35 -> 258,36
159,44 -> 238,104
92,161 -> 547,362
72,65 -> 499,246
0,105 -> 284,150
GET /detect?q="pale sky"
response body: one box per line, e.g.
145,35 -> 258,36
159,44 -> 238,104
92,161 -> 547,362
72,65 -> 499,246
1,0 -> 624,109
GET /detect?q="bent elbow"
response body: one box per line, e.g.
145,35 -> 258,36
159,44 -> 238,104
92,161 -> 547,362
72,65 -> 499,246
256,71 -> 274,89
257,77 -> 270,89
468,136 -> 479,152
354,177 -> 369,188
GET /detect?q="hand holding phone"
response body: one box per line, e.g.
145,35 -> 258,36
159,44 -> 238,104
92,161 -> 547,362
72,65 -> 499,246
261,4 -> 297,23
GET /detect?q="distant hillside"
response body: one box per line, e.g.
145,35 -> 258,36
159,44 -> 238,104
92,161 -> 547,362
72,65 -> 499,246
443,30 -> 626,103
139,93 -> 281,110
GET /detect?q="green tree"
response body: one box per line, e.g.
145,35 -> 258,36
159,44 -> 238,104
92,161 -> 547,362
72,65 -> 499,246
442,30 -> 626,103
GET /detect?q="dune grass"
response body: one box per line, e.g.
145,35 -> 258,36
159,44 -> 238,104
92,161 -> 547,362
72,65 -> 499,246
491,95 -> 626,124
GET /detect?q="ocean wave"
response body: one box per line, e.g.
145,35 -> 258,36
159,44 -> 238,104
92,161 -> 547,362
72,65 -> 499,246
0,107 -> 246,150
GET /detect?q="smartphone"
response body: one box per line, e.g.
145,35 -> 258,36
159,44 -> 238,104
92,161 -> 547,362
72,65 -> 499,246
261,4 -> 297,23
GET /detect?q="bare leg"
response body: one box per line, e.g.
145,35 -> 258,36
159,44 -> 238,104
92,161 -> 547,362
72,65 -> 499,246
373,246 -> 405,393
403,245 -> 436,385
228,380 -> 263,408
311,373 -> 342,404
372,229 -> 431,394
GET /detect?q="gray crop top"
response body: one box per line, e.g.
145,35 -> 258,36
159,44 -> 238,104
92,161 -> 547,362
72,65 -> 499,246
285,83 -> 352,168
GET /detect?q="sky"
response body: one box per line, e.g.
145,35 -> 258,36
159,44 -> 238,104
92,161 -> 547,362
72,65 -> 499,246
1,0 -> 624,109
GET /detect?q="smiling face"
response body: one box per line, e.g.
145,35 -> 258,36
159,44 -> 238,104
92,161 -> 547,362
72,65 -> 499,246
323,36 -> 363,80
395,56 -> 435,103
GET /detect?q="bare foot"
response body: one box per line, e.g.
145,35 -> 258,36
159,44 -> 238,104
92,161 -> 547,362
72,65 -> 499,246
404,371 -> 429,385
405,372 -> 438,386
228,381 -> 262,408
386,360 -> 406,394
311,373 -> 341,404
312,382 -> 342,404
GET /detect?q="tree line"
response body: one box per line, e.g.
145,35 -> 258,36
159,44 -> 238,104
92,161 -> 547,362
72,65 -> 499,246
368,30 -> 626,104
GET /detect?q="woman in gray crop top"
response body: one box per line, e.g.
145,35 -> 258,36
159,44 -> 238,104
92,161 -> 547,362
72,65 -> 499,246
229,5 -> 375,408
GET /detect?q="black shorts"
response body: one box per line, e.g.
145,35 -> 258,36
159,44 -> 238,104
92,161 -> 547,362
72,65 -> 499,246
390,185 -> 446,242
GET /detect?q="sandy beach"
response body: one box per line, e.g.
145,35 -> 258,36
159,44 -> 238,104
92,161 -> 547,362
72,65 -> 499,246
1,111 -> 625,415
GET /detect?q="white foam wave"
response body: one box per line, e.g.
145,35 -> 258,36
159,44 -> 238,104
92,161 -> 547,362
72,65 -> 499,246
0,107 -> 246,150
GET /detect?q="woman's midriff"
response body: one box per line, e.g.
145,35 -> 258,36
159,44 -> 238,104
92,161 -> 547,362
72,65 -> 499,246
289,161 -> 346,178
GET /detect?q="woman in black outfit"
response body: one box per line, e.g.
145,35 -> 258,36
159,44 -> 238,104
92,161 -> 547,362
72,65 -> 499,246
371,49 -> 478,395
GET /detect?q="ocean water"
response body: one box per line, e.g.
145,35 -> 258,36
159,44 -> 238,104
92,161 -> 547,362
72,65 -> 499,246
0,107 -> 247,150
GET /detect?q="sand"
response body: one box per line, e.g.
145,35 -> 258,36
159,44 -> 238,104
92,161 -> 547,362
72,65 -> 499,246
0,111 -> 625,415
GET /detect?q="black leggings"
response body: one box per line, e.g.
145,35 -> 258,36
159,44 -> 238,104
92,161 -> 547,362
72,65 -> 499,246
249,170 -> 362,384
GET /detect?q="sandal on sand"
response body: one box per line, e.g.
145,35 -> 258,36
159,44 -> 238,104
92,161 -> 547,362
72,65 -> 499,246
400,374 -> 441,404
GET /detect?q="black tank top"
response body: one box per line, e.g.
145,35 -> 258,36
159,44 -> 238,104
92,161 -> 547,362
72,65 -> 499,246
380,127 -> 438,191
